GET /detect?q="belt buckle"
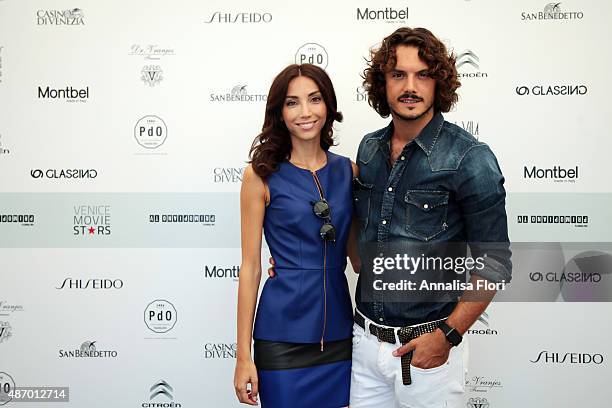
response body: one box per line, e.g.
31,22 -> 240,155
369,324 -> 384,343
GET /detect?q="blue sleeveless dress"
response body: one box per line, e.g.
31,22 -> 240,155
253,151 -> 353,408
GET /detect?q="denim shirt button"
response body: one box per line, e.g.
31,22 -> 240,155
382,220 -> 387,225
400,156 -> 405,160
423,203 -> 429,209
387,187 -> 393,192
379,318 -> 384,322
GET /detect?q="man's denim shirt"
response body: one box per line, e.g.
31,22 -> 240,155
354,112 -> 512,327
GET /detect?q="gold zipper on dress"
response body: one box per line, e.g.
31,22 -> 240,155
311,171 -> 328,352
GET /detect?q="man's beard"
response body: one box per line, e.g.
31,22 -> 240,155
390,100 -> 434,122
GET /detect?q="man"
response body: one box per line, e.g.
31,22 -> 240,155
349,27 -> 512,407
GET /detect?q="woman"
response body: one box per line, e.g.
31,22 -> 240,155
233,64 -> 359,407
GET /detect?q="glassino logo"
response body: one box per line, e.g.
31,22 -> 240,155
523,165 -> 578,182
204,265 -> 239,281
213,167 -> 244,183
56,278 -> 123,290
467,397 -> 490,408
204,343 -> 237,359
144,300 -> 177,334
356,7 -> 409,23
295,43 -> 328,69
37,9 -> 84,25
141,65 -> 163,87
144,380 -> 182,408
530,351 -> 604,364
58,341 -> 118,358
38,86 -> 89,102
456,50 -> 488,79
0,214 -> 34,227
517,215 -> 588,227
30,168 -> 97,179
521,3 -> 583,21
209,85 -> 267,102
204,11 -> 272,24
73,205 -> 111,236
515,84 -> 587,96
0,321 -> 12,344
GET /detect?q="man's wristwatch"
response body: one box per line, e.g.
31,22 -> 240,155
438,321 -> 462,347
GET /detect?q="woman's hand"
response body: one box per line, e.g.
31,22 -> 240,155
234,359 -> 259,405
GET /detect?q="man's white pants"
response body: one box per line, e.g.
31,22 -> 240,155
350,321 -> 468,408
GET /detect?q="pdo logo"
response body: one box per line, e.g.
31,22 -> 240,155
144,300 -> 177,333
134,115 -> 167,149
295,43 -> 328,69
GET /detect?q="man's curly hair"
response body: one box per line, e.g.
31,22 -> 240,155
363,27 -> 460,117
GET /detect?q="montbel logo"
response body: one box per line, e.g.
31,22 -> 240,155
521,3 -> 584,21
295,43 -> 328,69
204,265 -> 240,281
530,350 -> 604,365
204,342 -> 237,359
73,204 -> 111,236
356,7 -> 409,23
465,375 -> 503,393
56,278 -> 123,290
455,50 -> 488,79
38,86 -> 89,102
144,300 -> 177,334
467,397 -> 490,408
37,9 -> 85,25
141,65 -> 163,87
0,322 -> 12,344
453,120 -> 479,138
58,340 -> 118,358
134,115 -> 167,149
209,85 -> 267,102
214,167 -> 245,183
523,165 -> 578,182
204,11 -> 272,24
144,380 -> 183,408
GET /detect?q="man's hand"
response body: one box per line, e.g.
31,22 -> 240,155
267,257 -> 276,278
392,329 -> 451,369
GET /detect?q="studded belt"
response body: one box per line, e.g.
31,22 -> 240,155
354,309 -> 443,385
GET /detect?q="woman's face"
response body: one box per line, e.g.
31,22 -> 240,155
282,76 -> 327,142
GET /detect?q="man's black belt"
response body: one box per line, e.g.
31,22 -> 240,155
354,310 -> 443,385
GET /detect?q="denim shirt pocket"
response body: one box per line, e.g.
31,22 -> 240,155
404,190 -> 449,241
353,177 -> 374,231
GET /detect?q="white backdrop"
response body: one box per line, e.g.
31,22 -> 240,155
1,0 -> 611,407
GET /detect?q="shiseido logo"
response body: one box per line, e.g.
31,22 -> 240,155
0,214 -> 34,227
0,321 -> 12,344
144,300 -> 177,334
515,84 -> 587,96
141,65 -> 163,87
129,44 -> 175,60
523,165 -> 578,181
456,50 -> 488,79
58,341 -> 118,358
204,11 -> 272,24
530,351 -> 604,364
30,169 -> 97,179
73,205 -> 111,236
145,380 -> 183,407
204,265 -> 239,281
213,167 -> 245,183
37,86 -> 89,102
467,397 -> 490,408
465,375 -> 503,393
204,343 -> 237,359
295,43 -> 328,69
521,3 -> 584,21
56,278 -> 123,290
209,84 -> 267,102
356,7 -> 409,22
37,9 -> 84,25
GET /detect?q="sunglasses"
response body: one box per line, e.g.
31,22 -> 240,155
311,199 -> 336,242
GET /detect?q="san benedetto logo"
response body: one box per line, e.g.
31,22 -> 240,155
521,3 -> 584,21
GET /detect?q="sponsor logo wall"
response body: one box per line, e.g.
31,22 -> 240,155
0,1 -> 610,407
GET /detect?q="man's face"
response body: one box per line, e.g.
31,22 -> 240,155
385,45 -> 436,122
